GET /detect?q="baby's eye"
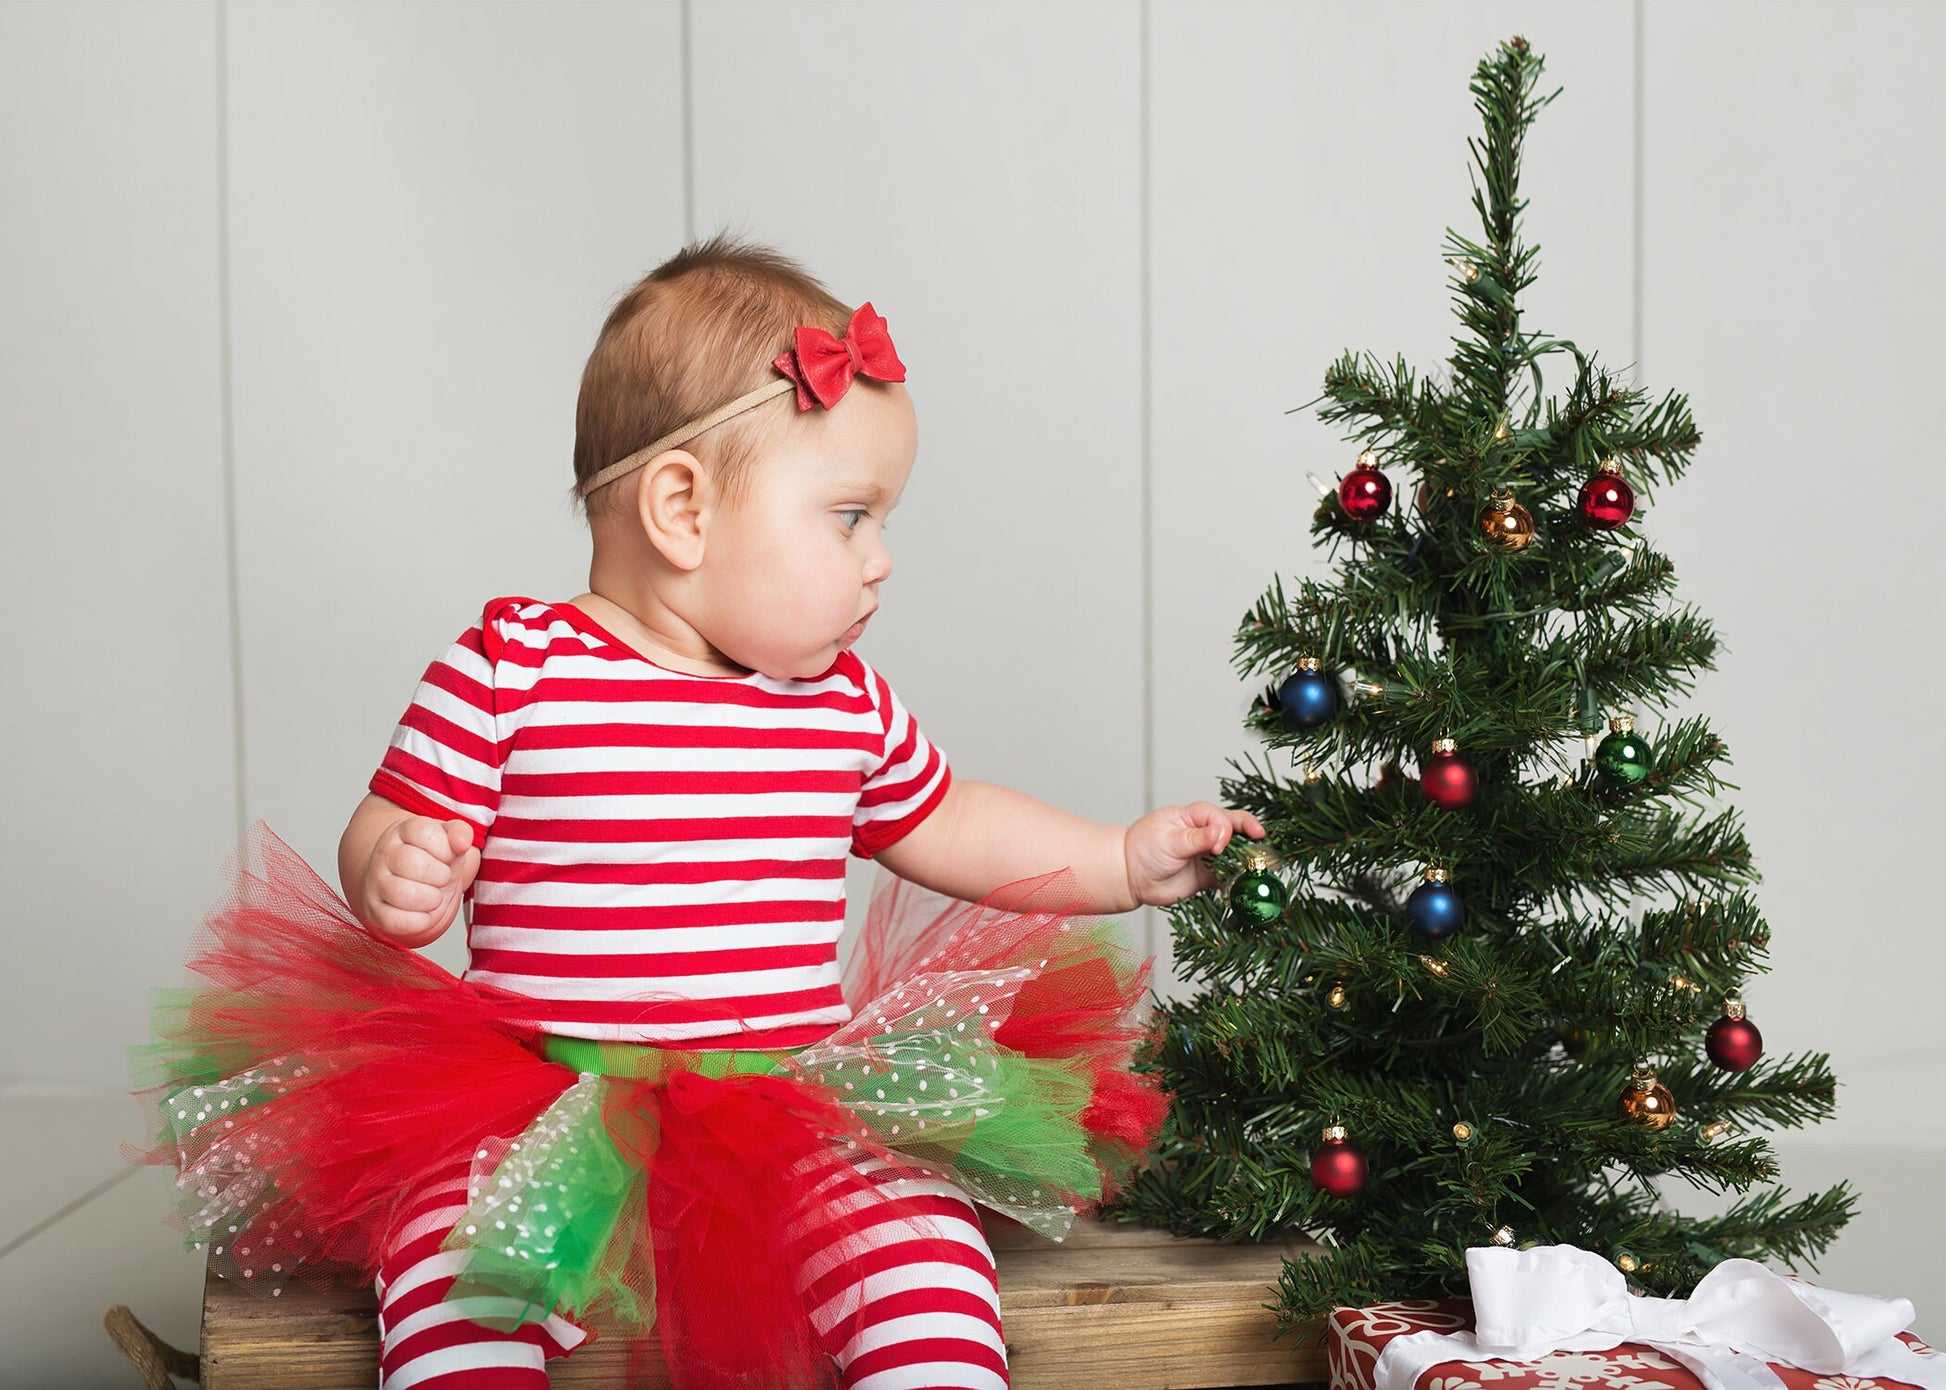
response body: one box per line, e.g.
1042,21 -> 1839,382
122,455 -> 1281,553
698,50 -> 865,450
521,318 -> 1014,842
839,508 -> 869,532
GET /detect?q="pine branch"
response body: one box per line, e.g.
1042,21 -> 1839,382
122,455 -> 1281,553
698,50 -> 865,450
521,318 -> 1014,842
1577,608 -> 1723,707
1633,891 -> 1771,981
1607,387 -> 1703,487
1585,805 -> 1755,897
1661,1182 -> 1857,1274
1313,351 -> 1447,449
1657,1051 -> 1841,1131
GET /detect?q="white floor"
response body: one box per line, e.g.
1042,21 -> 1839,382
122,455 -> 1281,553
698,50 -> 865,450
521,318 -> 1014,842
4,1091 -> 1939,1390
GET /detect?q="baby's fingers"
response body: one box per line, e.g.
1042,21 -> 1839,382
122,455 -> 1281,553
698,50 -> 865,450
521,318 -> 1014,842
365,897 -> 441,943
398,816 -> 463,866
376,865 -> 445,914
383,839 -> 456,890
453,844 -> 482,894
442,819 -> 476,860
1159,816 -> 1226,861
1179,802 -> 1239,856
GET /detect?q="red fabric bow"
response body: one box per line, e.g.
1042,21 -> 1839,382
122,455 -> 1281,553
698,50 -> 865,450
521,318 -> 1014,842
773,301 -> 907,411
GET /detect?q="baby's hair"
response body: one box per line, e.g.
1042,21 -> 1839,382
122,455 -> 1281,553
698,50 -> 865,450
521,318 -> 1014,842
573,234 -> 853,516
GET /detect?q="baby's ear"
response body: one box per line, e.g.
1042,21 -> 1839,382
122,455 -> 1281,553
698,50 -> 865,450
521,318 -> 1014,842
635,449 -> 707,570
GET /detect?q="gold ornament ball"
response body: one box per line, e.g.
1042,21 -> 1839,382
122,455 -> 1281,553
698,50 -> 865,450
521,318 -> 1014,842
1618,1062 -> 1679,1129
1481,487 -> 1535,549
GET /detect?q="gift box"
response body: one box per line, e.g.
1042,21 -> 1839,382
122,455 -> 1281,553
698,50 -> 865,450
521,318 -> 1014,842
1329,1298 -> 1939,1390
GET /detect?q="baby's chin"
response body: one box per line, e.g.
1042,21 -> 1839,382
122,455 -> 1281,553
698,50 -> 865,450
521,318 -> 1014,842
741,646 -> 850,683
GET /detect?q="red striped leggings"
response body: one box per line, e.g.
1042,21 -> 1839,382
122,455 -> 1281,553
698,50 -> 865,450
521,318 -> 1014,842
374,1152 -> 1010,1389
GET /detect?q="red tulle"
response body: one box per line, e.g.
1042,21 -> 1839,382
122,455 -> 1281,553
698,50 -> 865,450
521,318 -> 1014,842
127,830 -> 575,1289
133,827 -> 1170,1388
644,1070 -> 933,1388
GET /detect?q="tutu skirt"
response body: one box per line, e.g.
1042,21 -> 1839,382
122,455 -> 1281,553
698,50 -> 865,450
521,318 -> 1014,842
130,826 -> 1168,1388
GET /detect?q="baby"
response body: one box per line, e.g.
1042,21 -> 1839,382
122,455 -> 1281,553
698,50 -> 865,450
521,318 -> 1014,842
146,237 -> 1261,1390
339,243 -> 1256,964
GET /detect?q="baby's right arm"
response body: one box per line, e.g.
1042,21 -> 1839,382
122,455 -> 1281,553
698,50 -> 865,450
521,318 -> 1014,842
337,794 -> 480,948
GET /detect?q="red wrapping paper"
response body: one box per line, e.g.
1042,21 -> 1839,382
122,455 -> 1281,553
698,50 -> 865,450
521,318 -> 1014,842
1328,1299 -> 1938,1390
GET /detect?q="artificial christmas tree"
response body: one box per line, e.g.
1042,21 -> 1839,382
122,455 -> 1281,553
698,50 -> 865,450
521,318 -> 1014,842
1117,37 -> 1853,1326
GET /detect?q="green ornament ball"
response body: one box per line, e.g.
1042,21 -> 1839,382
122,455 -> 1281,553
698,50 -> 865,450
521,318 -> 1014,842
1563,1026 -> 1603,1062
1229,868 -> 1288,926
1595,720 -> 1653,786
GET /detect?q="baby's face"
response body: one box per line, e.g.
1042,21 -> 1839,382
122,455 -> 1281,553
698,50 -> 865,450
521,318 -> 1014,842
694,382 -> 917,680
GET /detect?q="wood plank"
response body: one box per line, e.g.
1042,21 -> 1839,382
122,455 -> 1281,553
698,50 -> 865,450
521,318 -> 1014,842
202,1217 -> 1326,1389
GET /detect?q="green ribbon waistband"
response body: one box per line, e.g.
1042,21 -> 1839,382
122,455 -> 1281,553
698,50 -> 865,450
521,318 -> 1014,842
541,1034 -> 792,1081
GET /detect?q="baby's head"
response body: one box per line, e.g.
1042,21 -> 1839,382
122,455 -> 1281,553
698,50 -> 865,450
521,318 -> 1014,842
575,236 -> 858,515
574,237 -> 917,679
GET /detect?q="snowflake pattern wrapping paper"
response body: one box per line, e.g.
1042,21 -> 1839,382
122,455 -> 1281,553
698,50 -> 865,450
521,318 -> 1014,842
1329,1300 -> 1940,1390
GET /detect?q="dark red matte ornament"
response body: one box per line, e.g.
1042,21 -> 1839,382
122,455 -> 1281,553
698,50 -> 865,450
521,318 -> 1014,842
1705,997 -> 1764,1072
773,302 -> 907,411
1421,739 -> 1478,810
1310,1125 -> 1368,1197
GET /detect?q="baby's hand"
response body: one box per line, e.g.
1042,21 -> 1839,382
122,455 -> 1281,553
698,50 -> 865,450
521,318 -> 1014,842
1123,802 -> 1265,907
359,815 -> 480,947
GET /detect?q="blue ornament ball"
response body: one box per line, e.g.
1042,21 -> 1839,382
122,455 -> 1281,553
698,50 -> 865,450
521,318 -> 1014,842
1277,667 -> 1339,729
1406,876 -> 1463,939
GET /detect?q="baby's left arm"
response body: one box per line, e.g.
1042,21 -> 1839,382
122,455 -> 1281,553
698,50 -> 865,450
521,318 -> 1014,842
876,778 -> 1264,914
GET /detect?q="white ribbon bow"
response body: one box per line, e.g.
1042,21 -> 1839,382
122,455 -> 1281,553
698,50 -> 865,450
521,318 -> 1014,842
1373,1245 -> 1944,1390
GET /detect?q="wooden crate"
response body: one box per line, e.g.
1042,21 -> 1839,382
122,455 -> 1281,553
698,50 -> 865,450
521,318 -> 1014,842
201,1216 -> 1327,1389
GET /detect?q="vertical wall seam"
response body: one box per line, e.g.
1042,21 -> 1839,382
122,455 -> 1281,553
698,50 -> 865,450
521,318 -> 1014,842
1138,0 -> 1156,957
1631,0 -> 1646,386
216,0 -> 246,841
680,0 -> 696,242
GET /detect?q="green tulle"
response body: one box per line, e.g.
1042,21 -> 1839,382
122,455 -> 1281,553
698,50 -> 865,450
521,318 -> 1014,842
442,1020 -> 1108,1332
858,1042 -> 1102,1223
131,990 -> 231,1123
442,1076 -> 653,1331
133,988 -> 281,1157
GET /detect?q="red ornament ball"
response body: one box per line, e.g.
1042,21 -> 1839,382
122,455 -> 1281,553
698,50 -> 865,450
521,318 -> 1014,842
1310,1130 -> 1368,1198
1577,462 -> 1636,530
1421,742 -> 1478,810
1339,453 -> 1393,522
1706,1014 -> 1764,1072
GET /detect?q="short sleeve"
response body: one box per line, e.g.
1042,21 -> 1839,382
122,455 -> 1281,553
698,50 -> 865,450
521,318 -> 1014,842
369,616 -> 507,848
850,657 -> 952,859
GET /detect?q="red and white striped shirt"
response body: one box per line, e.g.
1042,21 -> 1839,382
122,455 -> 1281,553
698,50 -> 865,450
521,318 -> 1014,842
370,597 -> 951,1047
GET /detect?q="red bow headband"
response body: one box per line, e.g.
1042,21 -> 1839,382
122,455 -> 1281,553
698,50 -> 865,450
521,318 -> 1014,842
579,302 -> 906,498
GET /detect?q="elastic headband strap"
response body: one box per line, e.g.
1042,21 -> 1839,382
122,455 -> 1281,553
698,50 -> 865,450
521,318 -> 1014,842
577,377 -> 796,498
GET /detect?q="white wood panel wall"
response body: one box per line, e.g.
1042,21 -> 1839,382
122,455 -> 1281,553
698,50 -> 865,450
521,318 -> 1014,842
3,4 -> 1940,1195
0,2 -> 237,1088
1641,1 -> 1946,1149
224,1 -> 686,974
